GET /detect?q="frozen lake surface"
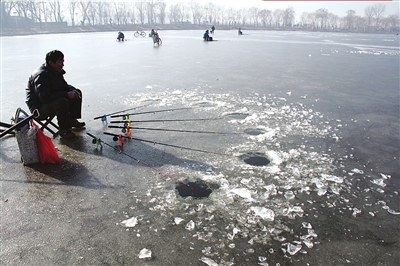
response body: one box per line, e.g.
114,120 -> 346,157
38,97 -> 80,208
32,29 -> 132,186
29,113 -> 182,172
1,30 -> 399,265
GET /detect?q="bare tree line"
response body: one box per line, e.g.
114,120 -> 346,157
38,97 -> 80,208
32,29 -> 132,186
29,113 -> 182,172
1,0 -> 399,32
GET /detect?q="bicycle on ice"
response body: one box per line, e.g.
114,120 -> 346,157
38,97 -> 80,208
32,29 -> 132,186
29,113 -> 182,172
134,30 -> 146,37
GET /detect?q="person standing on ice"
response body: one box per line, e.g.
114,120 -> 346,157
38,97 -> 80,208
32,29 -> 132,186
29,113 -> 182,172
26,50 -> 85,139
211,25 -> 215,34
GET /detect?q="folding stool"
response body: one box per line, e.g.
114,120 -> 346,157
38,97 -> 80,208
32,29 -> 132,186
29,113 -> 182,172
33,115 -> 59,138
16,108 -> 59,138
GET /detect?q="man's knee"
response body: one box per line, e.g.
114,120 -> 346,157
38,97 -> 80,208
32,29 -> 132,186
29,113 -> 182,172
39,98 -> 69,119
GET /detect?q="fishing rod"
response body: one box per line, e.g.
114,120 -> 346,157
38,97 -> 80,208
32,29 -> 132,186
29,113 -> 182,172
93,103 -> 152,120
109,118 -> 222,124
108,125 -> 238,135
110,107 -> 191,118
86,132 -> 189,186
0,122 -> 15,136
103,132 -> 232,156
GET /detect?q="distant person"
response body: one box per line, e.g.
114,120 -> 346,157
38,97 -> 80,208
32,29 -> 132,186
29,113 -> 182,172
26,50 -> 85,139
203,30 -> 212,41
149,29 -> 158,38
211,25 -> 215,34
238,28 -> 243,35
117,31 -> 125,41
149,29 -> 161,45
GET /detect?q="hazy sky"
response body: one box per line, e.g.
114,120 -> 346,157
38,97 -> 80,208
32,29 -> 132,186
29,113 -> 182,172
165,1 -> 400,20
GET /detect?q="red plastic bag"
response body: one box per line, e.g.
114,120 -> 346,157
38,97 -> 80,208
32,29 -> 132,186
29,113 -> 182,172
34,124 -> 61,164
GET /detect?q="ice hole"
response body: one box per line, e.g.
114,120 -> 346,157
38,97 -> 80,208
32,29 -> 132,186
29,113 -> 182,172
143,99 -> 161,105
240,152 -> 270,166
176,180 -> 213,198
227,113 -> 249,119
195,102 -> 216,107
244,128 -> 265,135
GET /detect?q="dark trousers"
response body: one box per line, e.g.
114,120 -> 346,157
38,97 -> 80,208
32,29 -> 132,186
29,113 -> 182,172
38,90 -> 82,132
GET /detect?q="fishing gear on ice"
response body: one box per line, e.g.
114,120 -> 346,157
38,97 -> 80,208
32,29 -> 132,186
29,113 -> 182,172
103,132 -> 232,156
87,132 -> 189,186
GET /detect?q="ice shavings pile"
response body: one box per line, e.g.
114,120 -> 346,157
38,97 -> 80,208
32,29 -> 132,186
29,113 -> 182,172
349,47 -> 399,56
120,89 -> 396,264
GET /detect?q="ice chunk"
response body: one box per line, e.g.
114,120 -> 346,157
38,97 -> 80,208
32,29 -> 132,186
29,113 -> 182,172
308,229 -> 318,238
244,113 -> 258,122
317,189 -> 327,196
303,239 -> 314,248
258,256 -> 267,262
352,207 -> 362,217
185,220 -> 195,231
202,246 -> 212,255
351,168 -> 364,174
380,173 -> 391,179
120,216 -> 138,228
329,186 -> 341,195
376,188 -> 385,193
287,243 -> 302,255
138,248 -> 152,260
371,178 -> 386,187
388,209 -> 400,215
246,248 -> 255,253
240,178 -> 251,186
227,227 -> 240,240
263,184 -> 277,199
299,249 -> 308,254
172,90 -> 182,95
230,188 -> 253,200
249,206 -> 275,221
199,256 -> 219,266
302,222 -> 312,229
284,191 -> 295,200
266,150 -> 282,165
322,174 -> 344,183
267,165 -> 281,174
174,217 -> 184,225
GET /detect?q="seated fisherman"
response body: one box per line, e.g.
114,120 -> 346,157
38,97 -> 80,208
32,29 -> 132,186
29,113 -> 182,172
203,30 -> 212,41
117,31 -> 125,41
26,50 -> 85,139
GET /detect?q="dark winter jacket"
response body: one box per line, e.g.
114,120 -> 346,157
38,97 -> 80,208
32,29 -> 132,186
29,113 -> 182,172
26,63 -> 75,113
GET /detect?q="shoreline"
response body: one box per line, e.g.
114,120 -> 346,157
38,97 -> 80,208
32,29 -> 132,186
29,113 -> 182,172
1,24 -> 397,37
